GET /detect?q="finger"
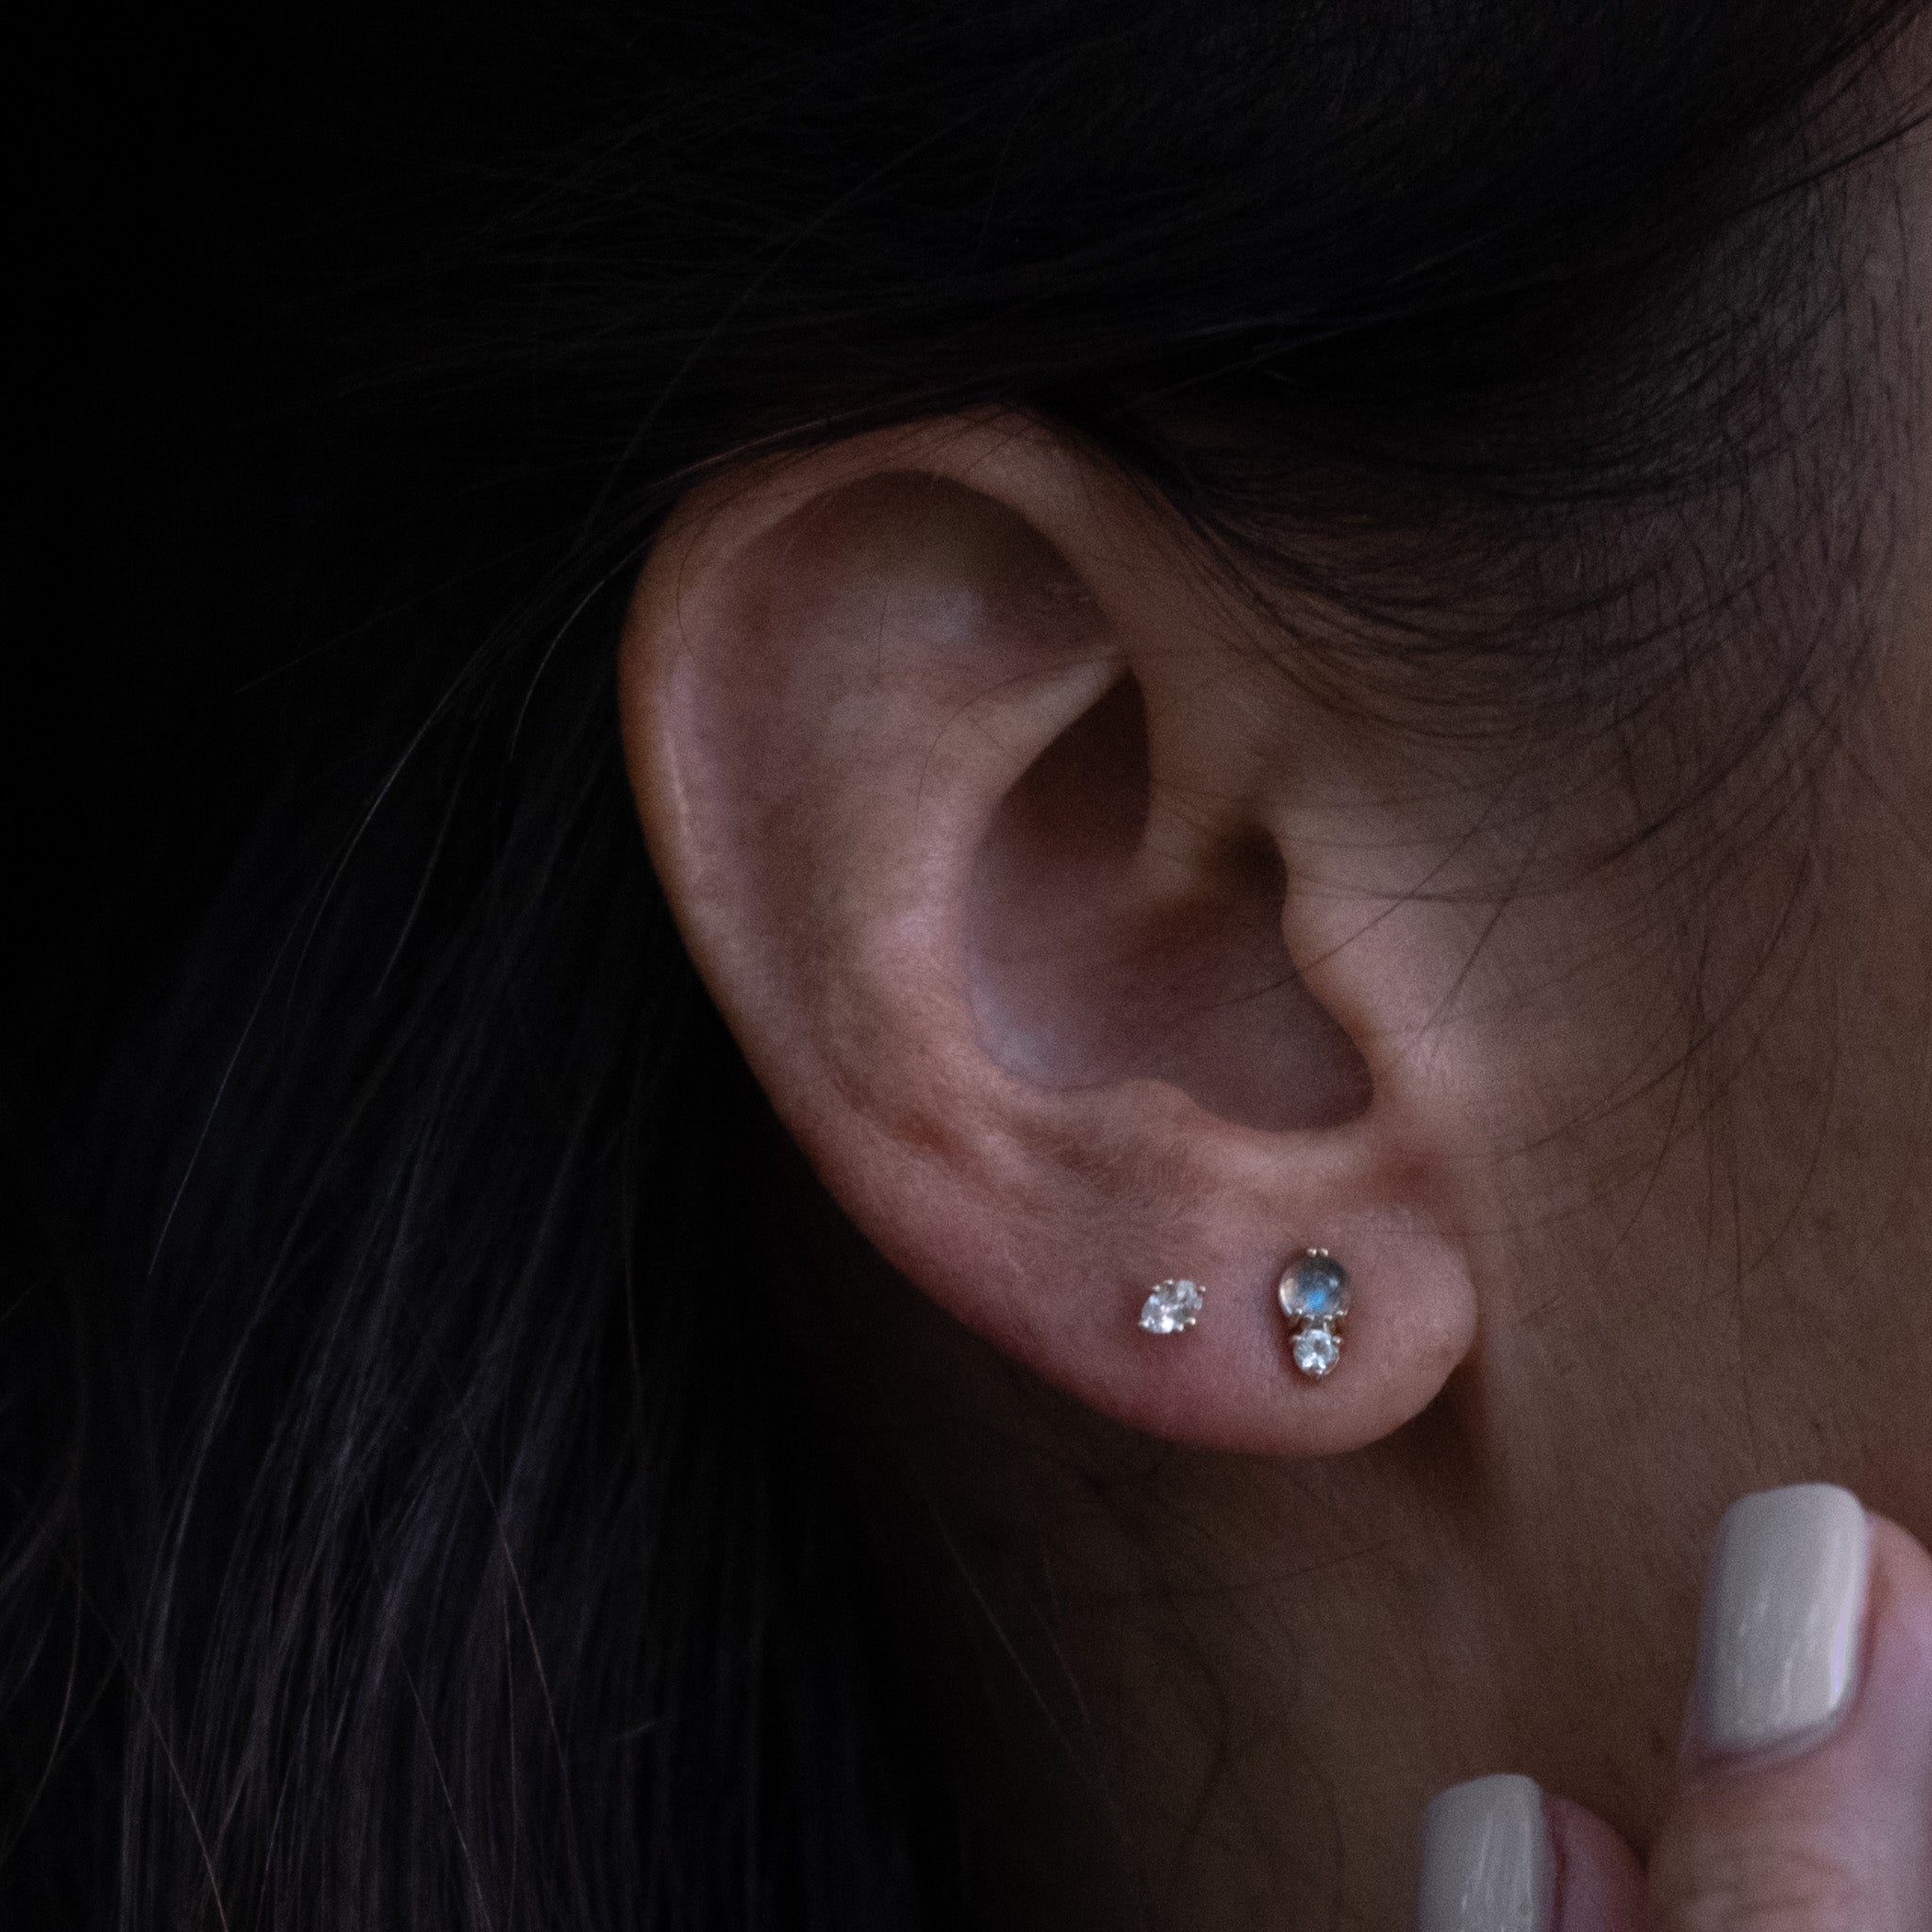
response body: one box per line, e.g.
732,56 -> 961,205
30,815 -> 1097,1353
1418,1774 -> 1555,1932
1416,1777 -> 1644,1932
1647,1484 -> 1932,1929
1543,1797 -> 1643,1932
1415,1483 -> 1932,1932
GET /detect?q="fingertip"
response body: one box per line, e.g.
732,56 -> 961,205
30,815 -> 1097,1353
1543,1795 -> 1643,1932
1647,1494 -> 1932,1930
1416,1779 -> 1643,1932
1418,1774 -> 1554,1932
1688,1483 -> 1869,1761
1864,1509 -> 1932,1634
1847,1508 -> 1932,1773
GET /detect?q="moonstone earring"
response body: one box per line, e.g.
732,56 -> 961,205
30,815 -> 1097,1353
1138,1278 -> 1204,1334
1277,1249 -> 1348,1378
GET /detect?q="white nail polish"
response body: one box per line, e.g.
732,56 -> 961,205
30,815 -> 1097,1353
1418,1774 -> 1554,1932
1690,1482 -> 1870,1758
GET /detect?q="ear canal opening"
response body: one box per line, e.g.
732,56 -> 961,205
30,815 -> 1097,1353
965,675 -> 1372,1133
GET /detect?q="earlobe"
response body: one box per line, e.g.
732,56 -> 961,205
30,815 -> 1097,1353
619,417 -> 1478,1456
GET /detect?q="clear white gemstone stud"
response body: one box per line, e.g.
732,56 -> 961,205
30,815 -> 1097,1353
1291,1324 -> 1341,1377
1277,1249 -> 1348,1379
1139,1277 -> 1204,1335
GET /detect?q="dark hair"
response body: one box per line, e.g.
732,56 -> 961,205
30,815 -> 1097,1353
6,1 -> 1925,1924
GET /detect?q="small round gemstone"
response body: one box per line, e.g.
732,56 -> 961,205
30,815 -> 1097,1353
1291,1323 -> 1341,1377
1139,1278 -> 1204,1335
1277,1250 -> 1349,1324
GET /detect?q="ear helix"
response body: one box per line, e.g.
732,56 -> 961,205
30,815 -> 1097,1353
1139,1249 -> 1352,1381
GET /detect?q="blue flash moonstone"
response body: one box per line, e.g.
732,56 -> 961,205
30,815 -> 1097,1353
1279,1251 -> 1349,1323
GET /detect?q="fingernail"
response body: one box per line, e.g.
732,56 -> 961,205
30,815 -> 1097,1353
1418,1773 -> 1554,1932
1690,1482 -> 1870,1758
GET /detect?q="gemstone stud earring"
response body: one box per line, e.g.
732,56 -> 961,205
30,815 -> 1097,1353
1139,1278 -> 1204,1334
1277,1249 -> 1348,1378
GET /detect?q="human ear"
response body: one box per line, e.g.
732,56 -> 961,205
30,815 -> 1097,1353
618,416 -> 1477,1455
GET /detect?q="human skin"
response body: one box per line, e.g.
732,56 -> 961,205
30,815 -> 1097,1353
778,559 -> 1932,1927
618,82 -> 1932,1932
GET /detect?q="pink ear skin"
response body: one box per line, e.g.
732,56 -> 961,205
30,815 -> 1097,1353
620,418 -> 1478,1456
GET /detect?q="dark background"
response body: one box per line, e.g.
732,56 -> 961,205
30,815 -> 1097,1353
4,5 -> 520,1134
